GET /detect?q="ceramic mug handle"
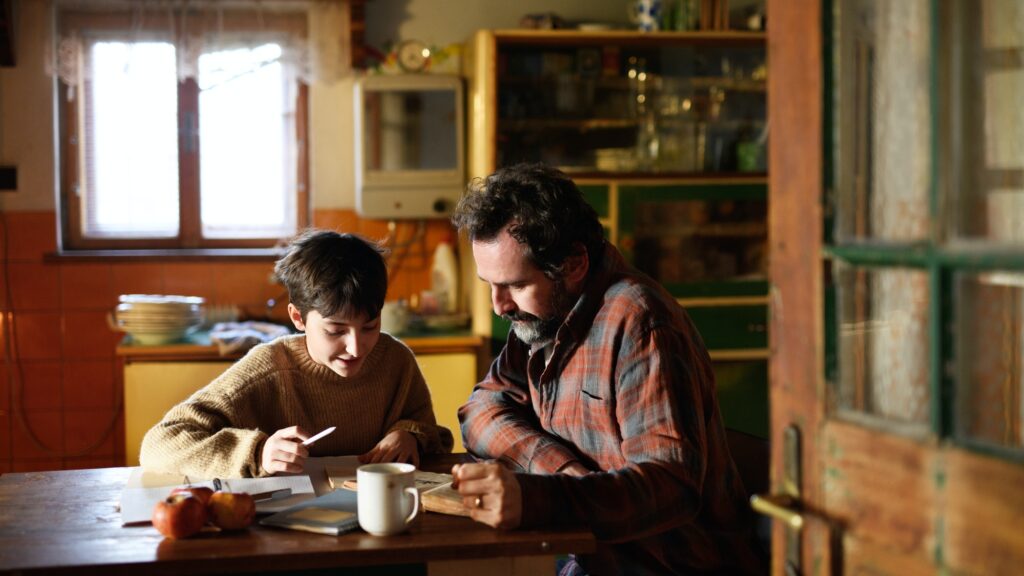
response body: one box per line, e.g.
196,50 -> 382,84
403,486 -> 420,526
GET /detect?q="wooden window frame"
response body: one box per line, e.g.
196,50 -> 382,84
57,9 -> 311,252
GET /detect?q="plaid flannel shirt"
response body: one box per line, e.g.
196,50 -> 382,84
459,244 -> 763,576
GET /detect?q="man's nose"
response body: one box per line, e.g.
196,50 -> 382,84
491,286 -> 515,316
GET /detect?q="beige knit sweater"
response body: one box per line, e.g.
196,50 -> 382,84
139,333 -> 453,478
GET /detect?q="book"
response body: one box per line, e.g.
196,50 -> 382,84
259,488 -> 360,535
326,467 -> 469,517
421,482 -> 471,517
325,467 -> 451,492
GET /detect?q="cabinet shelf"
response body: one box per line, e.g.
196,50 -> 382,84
492,29 -> 766,45
499,75 -> 766,92
499,118 -> 766,131
500,118 -> 640,131
636,222 -> 768,238
565,170 -> 767,180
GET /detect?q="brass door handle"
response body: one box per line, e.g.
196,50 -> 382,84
750,493 -> 804,530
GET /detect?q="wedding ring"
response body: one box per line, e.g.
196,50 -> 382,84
474,496 -> 483,509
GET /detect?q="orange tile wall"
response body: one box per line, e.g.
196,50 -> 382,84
0,210 -> 458,473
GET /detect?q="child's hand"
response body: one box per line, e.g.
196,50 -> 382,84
358,430 -> 419,467
261,425 -> 310,475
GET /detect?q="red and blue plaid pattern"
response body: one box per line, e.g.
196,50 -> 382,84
459,245 -> 764,575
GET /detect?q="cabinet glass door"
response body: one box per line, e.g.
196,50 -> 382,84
495,36 -> 766,177
617,183 -> 768,297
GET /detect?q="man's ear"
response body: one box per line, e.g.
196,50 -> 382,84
287,303 -> 306,332
563,243 -> 589,287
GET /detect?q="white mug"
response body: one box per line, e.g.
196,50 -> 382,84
356,463 -> 420,536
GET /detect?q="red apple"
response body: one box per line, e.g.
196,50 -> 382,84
208,491 -> 256,530
152,493 -> 208,539
170,486 -> 214,507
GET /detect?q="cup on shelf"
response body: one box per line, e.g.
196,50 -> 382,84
628,0 -> 663,32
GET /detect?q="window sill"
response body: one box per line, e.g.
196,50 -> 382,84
44,248 -> 284,263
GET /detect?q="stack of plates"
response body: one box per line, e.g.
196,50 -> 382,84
112,294 -> 205,345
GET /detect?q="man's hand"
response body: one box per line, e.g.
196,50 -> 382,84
358,430 -> 420,466
261,425 -> 310,475
451,461 -> 522,530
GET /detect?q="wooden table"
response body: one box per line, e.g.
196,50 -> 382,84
0,456 -> 594,575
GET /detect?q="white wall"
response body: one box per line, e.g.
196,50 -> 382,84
366,0 -> 629,49
0,0 -> 628,212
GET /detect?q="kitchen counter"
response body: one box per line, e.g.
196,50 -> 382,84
116,329 -> 485,363
117,329 -> 487,462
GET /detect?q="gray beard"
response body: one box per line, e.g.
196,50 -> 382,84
505,279 -> 575,346
510,314 -> 560,346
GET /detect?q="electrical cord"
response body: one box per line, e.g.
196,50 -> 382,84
1,211 -> 124,460
383,219 -> 426,286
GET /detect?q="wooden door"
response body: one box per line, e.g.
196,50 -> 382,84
763,1 -> 1024,574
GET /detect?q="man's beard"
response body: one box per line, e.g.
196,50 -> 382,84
504,279 -> 575,346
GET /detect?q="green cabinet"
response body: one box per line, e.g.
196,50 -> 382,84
596,179 -> 769,437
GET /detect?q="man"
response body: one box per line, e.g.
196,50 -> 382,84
450,164 -> 764,575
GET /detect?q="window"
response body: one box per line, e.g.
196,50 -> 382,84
56,4 -> 313,250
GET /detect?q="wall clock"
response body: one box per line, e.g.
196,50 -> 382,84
396,39 -> 430,72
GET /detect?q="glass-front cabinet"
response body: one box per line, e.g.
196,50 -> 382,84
466,29 -> 769,438
489,33 -> 766,177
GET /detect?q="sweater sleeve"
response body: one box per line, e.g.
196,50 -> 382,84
138,363 -> 270,479
385,344 -> 454,455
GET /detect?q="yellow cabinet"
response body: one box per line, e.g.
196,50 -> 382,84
416,352 -> 478,453
119,334 -> 484,464
123,361 -> 233,466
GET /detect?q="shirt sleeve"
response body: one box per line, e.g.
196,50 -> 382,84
458,337 -> 582,473
517,322 -> 717,543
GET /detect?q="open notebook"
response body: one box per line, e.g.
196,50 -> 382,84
117,454 -> 365,526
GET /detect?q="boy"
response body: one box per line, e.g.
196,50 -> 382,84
140,230 -> 453,478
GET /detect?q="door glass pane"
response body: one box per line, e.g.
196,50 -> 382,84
951,0 -> 1024,244
198,44 -> 297,239
834,264 -> 931,430
956,272 -> 1024,450
83,41 -> 180,238
834,0 -> 932,242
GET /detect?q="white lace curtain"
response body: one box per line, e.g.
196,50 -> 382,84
49,0 -> 351,87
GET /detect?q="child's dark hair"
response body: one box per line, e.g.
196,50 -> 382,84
273,229 -> 388,322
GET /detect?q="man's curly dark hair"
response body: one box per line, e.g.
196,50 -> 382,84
451,163 -> 605,278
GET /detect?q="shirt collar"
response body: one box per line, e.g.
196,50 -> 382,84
556,242 -> 627,345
